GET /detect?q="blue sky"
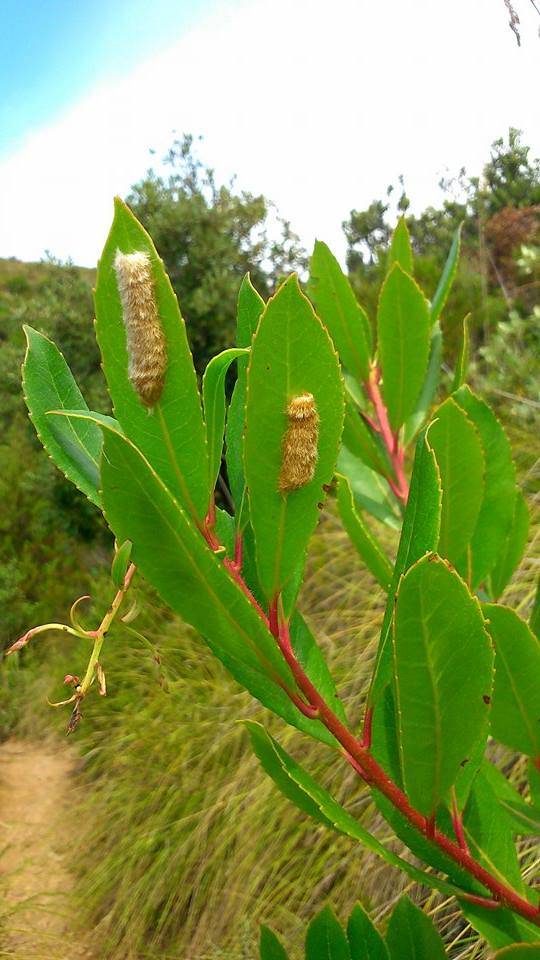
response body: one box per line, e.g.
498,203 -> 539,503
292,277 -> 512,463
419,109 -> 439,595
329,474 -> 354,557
1,0 -> 216,153
1,0 -> 538,265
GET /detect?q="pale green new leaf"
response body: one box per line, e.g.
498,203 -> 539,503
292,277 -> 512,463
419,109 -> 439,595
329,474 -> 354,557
392,555 -> 493,815
484,604 -> 540,758
244,275 -> 344,601
308,240 -> 372,383
430,223 -> 462,324
336,474 -> 393,591
385,897 -> 447,960
343,392 -> 390,477
337,446 -> 401,531
377,264 -> 431,432
428,397 -> 484,569
387,217 -> 413,275
111,540 -> 132,588
202,347 -> 249,493
95,197 -> 209,522
22,326 -> 102,506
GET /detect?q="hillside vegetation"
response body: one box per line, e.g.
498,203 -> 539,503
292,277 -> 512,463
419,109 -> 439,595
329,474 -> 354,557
1,130 -> 538,959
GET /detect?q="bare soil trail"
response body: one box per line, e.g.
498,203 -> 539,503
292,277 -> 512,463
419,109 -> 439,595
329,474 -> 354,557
0,738 -> 95,959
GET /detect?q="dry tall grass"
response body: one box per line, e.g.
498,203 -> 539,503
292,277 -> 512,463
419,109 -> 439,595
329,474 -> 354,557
8,430 -> 538,960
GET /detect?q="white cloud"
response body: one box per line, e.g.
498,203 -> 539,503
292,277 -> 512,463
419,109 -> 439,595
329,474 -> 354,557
1,0 -> 538,267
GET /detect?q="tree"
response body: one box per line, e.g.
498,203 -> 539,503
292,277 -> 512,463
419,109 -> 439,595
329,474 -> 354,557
342,130 -> 539,353
127,135 -> 306,370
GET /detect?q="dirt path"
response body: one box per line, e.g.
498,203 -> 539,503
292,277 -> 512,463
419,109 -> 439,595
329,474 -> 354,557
0,738 -> 94,959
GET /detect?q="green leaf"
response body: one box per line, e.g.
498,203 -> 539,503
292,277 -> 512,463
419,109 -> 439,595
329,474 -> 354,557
98,424 -> 285,675
385,897 -> 447,960
244,275 -> 344,601
462,902 -> 540,952
343,393 -> 390,477
430,223 -> 462,325
238,521 -> 304,618
403,323 -> 443,445
308,240 -> 372,383
489,491 -> 530,600
22,326 -> 102,506
452,313 -> 470,390
392,555 -> 493,816
369,427 -> 442,703
111,540 -> 132,588
202,347 -> 249,493
337,447 -> 401,531
372,794 -> 475,892
95,197 -> 209,523
49,408 -> 121,433
289,611 -> 347,725
428,397 -> 484,569
484,604 -> 540,758
493,947 -> 540,959
336,474 -> 393,591
237,272 -> 264,348
530,576 -> 540,639
226,275 -> 265,510
343,372 -> 367,410
463,769 -> 525,894
481,760 -> 540,836
452,717 -> 490,810
529,760 -> 540,807
453,386 -> 516,588
377,264 -> 431,432
245,722 -> 466,901
260,926 -> 289,960
83,414 -> 336,744
347,904 -> 389,960
371,692 -> 477,888
306,907 -> 351,960
387,218 -> 413,275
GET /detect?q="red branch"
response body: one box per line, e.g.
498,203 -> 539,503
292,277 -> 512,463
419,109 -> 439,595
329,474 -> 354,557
452,788 -> 470,854
202,496 -> 539,926
365,367 -> 409,504
271,608 -> 540,926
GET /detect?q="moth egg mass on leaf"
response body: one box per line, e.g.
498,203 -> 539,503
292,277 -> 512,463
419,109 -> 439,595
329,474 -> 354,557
278,392 -> 319,493
113,250 -> 167,407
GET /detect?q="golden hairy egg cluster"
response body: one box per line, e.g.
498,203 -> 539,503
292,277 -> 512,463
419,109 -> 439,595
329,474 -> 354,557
113,250 -> 167,407
278,393 -> 319,493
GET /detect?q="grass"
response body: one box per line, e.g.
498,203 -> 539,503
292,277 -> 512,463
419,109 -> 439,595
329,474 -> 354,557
7,439 -> 537,960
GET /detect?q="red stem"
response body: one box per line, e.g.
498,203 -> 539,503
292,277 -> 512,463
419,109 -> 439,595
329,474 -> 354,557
365,367 -> 409,504
272,610 -> 540,926
452,788 -> 470,854
361,705 -> 373,749
233,532 -> 243,571
201,498 -> 538,926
